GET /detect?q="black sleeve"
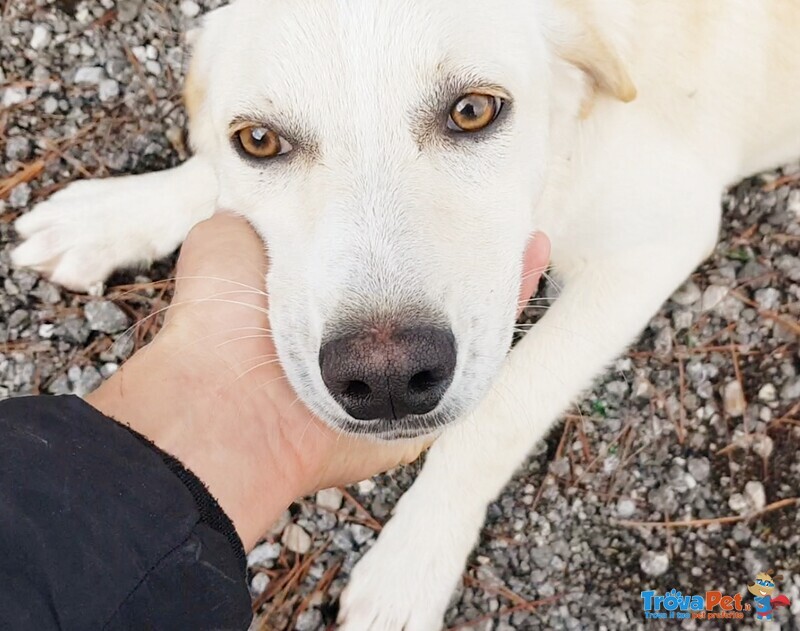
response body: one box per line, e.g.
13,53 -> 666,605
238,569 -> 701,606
0,395 -> 253,631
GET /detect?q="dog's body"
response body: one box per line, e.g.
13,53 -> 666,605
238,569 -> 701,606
12,0 -> 800,628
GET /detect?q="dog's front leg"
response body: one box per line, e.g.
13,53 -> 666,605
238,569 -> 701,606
338,229 -> 717,630
12,156 -> 218,292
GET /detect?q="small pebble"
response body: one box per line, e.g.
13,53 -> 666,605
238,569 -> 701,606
722,381 -> 746,417
728,493 -> 748,514
757,383 -> 777,402
701,285 -> 728,311
2,86 -> 27,107
180,0 -> 201,17
84,301 -> 129,334
9,183 -> 31,208
30,25 -> 51,50
671,280 -> 701,306
615,498 -> 636,519
98,78 -> 120,102
248,541 -> 281,567
687,457 -> 710,483
744,481 -> 766,511
74,66 -> 105,84
281,524 -> 311,554
250,573 -> 270,595
316,487 -> 344,512
640,551 -> 669,577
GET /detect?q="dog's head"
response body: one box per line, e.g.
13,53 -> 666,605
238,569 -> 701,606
185,0 -> 634,439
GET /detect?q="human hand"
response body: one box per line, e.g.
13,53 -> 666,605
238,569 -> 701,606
87,213 -> 549,550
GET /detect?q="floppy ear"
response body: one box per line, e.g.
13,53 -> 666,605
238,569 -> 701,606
547,0 -> 637,104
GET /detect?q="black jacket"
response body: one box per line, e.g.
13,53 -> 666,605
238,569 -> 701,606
0,395 -> 252,630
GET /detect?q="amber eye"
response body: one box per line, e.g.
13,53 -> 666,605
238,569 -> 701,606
235,126 -> 292,159
448,93 -> 504,132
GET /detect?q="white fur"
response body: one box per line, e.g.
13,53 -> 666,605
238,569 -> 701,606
12,0 -> 800,628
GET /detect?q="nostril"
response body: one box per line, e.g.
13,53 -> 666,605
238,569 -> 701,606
408,370 -> 440,394
344,380 -> 371,399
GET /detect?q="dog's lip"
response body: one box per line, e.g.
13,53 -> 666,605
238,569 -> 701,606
332,412 -> 452,441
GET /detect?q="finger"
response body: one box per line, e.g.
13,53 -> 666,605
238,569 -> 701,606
173,212 -> 268,304
517,231 -> 551,317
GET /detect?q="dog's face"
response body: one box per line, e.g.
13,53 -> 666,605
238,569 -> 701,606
189,0 -> 554,438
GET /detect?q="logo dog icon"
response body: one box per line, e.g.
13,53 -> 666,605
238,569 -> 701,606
747,570 -> 791,621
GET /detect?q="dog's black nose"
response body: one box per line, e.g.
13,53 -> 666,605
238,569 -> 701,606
319,325 -> 456,421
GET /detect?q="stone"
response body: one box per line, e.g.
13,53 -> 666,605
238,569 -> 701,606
687,457 -> 710,483
98,78 -> 120,102
74,66 -> 105,84
295,609 -> 322,631
100,362 -> 119,378
5,136 -> 31,161
728,493 -> 748,513
754,287 -> 781,311
722,381 -> 746,417
350,524 -> 374,546
615,498 -> 636,519
2,86 -> 27,107
752,434 -> 773,460
30,25 -> 51,50
116,0 -> 140,23
701,285 -> 728,312
248,541 -> 282,567
9,183 -> 31,208
744,481 -> 766,511
250,572 -> 270,595
74,365 -> 102,396
357,479 -> 376,494
315,487 -> 343,511
757,383 -> 777,402
180,0 -> 201,17
780,377 -> 800,401
671,280 -> 701,306
84,301 -> 129,333
281,524 -> 311,554
788,189 -> 800,215
640,551 -> 669,577
144,60 -> 162,75
43,96 -> 59,114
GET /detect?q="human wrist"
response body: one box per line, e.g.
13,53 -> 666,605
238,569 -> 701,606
86,338 -> 301,550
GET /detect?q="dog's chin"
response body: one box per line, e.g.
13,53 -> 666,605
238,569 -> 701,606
331,407 -> 462,441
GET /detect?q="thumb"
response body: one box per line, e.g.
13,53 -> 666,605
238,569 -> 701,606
166,212 -> 269,324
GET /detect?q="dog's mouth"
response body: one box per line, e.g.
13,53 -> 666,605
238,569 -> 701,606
335,408 -> 457,440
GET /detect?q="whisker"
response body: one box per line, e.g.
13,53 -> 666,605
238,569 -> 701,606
520,264 -> 551,281
233,357 -> 285,383
542,270 -> 563,294
214,332 -> 275,349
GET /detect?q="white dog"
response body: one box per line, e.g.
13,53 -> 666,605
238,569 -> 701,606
12,0 -> 800,628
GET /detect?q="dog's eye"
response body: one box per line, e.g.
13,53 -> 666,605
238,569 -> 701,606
235,126 -> 292,159
448,93 -> 503,133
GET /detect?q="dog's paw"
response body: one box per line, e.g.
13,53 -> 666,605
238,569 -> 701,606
12,175 -> 186,292
337,497 -> 472,631
12,180 -> 127,292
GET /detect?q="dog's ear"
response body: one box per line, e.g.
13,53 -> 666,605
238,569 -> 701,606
548,0 -> 637,104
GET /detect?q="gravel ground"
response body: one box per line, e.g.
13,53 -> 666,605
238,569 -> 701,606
2,2 -> 799,629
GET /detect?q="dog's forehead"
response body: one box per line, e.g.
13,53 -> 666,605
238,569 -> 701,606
213,0 -> 544,118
